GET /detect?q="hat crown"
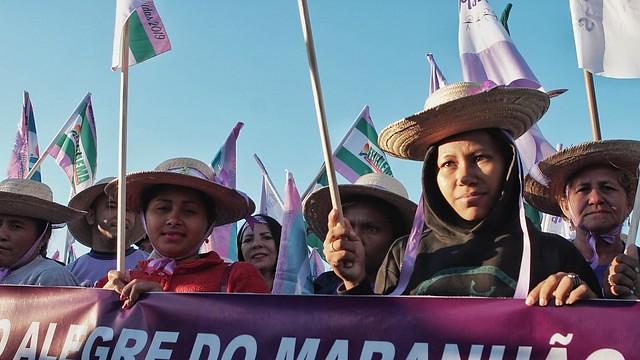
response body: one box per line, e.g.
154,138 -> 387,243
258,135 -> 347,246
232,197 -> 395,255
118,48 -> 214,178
154,158 -> 215,182
353,173 -> 409,199
0,179 -> 54,202
423,82 -> 486,111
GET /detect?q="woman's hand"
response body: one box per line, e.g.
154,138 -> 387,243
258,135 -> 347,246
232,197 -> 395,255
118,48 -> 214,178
323,209 -> 366,290
605,253 -> 640,299
526,272 -> 597,306
103,270 -> 162,309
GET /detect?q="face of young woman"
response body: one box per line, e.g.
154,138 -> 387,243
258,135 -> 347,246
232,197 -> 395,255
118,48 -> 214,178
0,215 -> 41,267
240,223 -> 278,275
435,131 -> 506,222
560,166 -> 631,234
144,187 -> 211,258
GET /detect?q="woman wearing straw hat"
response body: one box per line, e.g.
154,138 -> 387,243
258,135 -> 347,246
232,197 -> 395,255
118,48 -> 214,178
100,158 -> 269,308
325,82 -> 599,305
0,178 -> 84,286
525,139 -> 640,298
305,173 -> 417,294
66,177 -> 148,287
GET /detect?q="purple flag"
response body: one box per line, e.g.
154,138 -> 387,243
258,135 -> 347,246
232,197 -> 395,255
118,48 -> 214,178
205,122 -> 243,259
254,154 -> 284,223
7,91 -> 41,181
272,171 -> 311,294
426,53 -> 448,94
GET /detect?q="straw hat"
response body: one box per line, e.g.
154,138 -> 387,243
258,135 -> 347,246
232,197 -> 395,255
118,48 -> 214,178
0,179 -> 85,224
378,82 -> 550,161
107,158 -> 255,226
525,140 -> 640,216
303,173 -> 417,238
67,177 -> 146,248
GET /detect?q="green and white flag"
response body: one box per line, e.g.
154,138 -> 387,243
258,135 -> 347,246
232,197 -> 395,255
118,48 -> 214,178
303,106 -> 392,198
112,0 -> 171,70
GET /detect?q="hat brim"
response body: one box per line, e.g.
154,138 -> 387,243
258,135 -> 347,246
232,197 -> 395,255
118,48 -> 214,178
67,182 -> 146,248
379,86 -> 550,161
525,140 -> 640,217
0,193 -> 85,224
303,184 -> 417,238
109,172 -> 255,226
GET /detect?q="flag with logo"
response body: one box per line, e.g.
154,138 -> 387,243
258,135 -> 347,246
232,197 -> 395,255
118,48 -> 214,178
7,91 -> 41,181
49,94 -> 97,194
272,171 -> 312,294
569,0 -> 640,78
112,0 -> 171,70
205,122 -> 243,260
302,106 -> 392,198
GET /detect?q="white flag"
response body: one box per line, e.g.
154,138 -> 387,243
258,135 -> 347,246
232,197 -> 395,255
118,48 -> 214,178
569,0 -> 640,78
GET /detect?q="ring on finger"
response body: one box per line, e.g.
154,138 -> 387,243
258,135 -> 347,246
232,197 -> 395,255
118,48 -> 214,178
566,273 -> 582,290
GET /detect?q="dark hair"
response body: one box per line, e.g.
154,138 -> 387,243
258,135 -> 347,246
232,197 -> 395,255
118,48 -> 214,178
140,184 -> 217,223
236,214 -> 282,261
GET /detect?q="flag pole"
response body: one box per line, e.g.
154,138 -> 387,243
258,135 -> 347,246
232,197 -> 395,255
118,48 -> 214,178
625,165 -> 640,258
582,70 -> 602,141
253,154 -> 284,207
25,92 -> 92,180
116,21 -> 130,273
296,0 -> 342,220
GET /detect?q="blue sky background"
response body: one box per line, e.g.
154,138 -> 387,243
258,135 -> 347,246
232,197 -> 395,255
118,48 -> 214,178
0,1 -> 638,256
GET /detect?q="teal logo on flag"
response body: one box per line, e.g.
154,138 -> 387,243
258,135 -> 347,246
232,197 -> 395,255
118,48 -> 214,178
358,143 -> 392,176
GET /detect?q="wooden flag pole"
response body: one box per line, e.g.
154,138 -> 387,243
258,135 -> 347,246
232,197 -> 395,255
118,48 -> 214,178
583,70 -> 602,141
296,0 -> 343,220
116,21 -> 130,273
625,165 -> 640,259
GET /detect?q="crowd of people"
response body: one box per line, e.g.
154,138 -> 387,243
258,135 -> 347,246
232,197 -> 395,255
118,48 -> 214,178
1,82 -> 638,309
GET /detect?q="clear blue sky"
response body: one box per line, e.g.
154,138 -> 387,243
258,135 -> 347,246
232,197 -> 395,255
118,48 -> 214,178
0,1 -> 638,256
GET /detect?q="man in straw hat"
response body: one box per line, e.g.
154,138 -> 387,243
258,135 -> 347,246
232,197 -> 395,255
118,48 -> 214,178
525,139 -> 640,298
304,173 -> 417,294
0,178 -> 84,286
66,177 -> 148,287
100,157 -> 268,308
324,81 -> 600,305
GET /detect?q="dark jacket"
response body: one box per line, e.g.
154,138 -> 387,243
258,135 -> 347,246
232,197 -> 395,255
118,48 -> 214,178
347,130 -> 600,297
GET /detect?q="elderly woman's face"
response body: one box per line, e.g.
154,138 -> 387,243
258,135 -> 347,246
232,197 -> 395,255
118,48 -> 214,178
560,166 -> 631,234
435,131 -> 506,221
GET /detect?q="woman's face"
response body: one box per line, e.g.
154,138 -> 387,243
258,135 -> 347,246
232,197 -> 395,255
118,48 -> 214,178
0,215 -> 41,267
144,187 -> 210,258
435,131 -> 506,221
240,223 -> 278,274
560,166 -> 631,234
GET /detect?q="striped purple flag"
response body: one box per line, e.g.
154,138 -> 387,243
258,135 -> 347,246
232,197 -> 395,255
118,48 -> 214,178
205,122 -> 243,260
459,0 -> 540,88
7,91 -> 41,181
272,171 -> 311,294
112,0 -> 171,70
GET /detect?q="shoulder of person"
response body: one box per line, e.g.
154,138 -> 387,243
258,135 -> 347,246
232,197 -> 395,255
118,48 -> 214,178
33,258 -> 79,286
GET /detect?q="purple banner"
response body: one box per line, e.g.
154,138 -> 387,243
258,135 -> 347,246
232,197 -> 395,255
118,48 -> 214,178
0,285 -> 638,359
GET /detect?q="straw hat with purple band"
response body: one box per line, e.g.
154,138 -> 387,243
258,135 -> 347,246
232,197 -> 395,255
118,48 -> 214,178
303,173 -> 417,238
378,81 -> 550,161
0,178 -> 85,224
525,139 -> 640,217
107,158 -> 255,226
67,177 -> 146,248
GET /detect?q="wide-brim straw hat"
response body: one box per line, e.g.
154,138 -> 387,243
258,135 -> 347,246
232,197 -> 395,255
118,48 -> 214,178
303,173 -> 418,238
107,158 -> 255,226
378,81 -> 550,161
0,179 -> 85,224
67,177 -> 146,248
525,140 -> 640,216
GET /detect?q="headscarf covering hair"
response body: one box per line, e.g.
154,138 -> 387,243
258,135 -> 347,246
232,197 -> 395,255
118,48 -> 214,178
237,214 -> 282,261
